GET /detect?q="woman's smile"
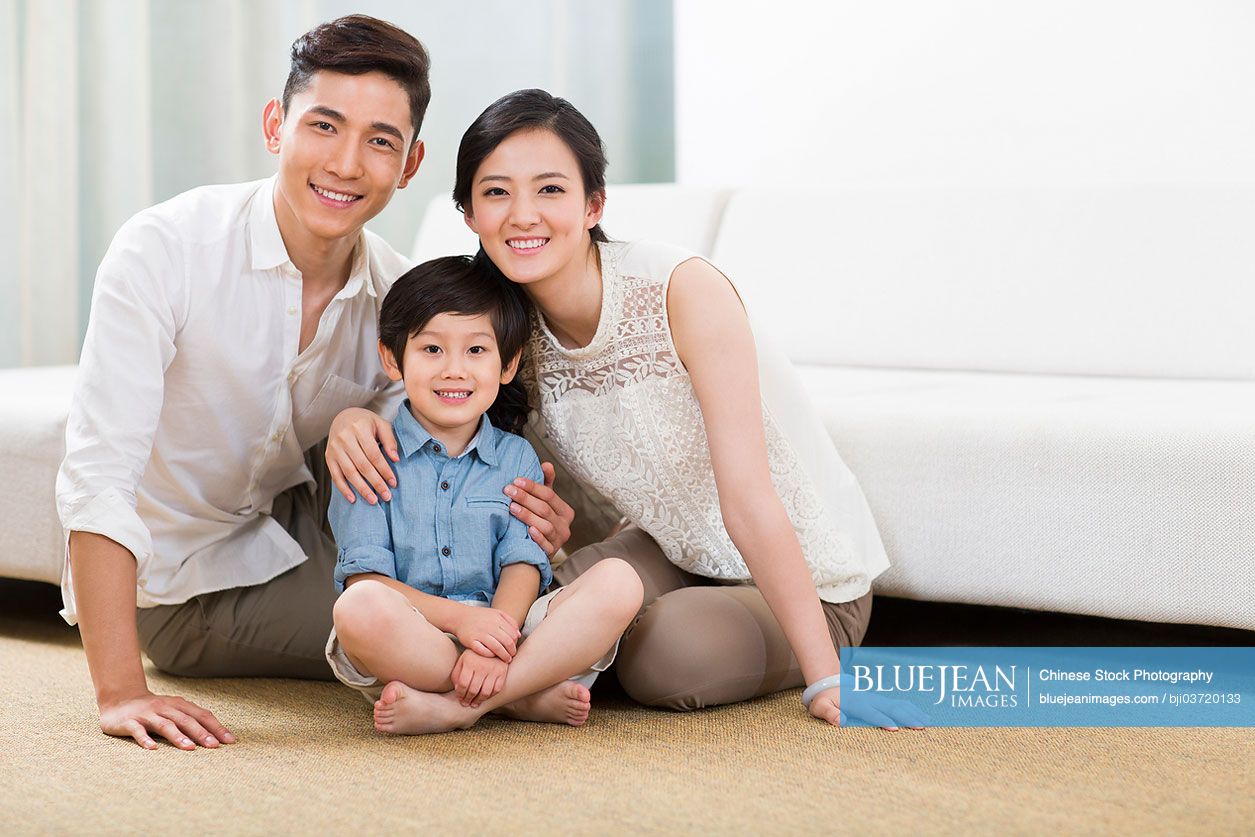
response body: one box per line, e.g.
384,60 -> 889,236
507,236 -> 549,253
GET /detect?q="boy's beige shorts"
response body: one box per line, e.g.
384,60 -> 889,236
325,586 -> 617,703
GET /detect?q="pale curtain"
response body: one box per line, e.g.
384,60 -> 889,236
1,0 -> 673,368
1,0 -> 309,367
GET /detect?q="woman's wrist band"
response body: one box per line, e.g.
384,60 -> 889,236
801,674 -> 843,708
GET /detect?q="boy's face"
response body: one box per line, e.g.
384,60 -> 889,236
264,70 -> 423,254
379,312 -> 520,443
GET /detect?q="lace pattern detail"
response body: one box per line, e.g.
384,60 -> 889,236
530,242 -> 868,600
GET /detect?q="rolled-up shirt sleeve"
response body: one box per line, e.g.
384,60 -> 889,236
55,214 -> 184,623
493,447 -> 553,594
367,377 -> 406,421
329,489 -> 398,593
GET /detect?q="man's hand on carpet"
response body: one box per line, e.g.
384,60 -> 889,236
100,691 -> 235,751
327,407 -> 399,505
503,462 -> 575,557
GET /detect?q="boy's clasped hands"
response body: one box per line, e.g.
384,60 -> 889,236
450,606 -> 521,708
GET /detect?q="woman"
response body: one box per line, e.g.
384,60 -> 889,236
331,90 -> 919,729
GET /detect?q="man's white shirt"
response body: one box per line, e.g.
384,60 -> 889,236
56,176 -> 412,624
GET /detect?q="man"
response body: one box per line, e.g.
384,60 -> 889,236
56,15 -> 573,752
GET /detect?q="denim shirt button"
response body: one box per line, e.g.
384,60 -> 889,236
441,546 -> 451,556
432,443 -> 442,454
440,481 -> 450,491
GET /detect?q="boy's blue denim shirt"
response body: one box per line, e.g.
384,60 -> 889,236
329,402 -> 552,602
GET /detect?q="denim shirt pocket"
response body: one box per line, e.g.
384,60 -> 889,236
463,495 -> 513,591
465,495 -> 511,511
465,495 -> 512,537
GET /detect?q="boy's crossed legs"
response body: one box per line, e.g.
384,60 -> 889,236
330,557 -> 643,734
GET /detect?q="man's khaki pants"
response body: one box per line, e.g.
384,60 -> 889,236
135,446 -> 339,680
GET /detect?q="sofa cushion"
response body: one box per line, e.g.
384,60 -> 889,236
1,365 -> 76,584
715,185 -> 1255,379
801,365 -> 1255,629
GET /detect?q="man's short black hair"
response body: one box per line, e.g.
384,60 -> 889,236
282,15 -> 431,142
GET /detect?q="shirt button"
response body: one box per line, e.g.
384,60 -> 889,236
287,306 -> 298,316
441,546 -> 451,557
287,370 -> 296,382
432,444 -> 442,453
440,481 -> 449,491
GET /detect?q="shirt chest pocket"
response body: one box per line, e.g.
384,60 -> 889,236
293,373 -> 389,449
465,495 -> 512,542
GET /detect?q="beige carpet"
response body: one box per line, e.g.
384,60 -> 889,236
2,584 -> 1251,835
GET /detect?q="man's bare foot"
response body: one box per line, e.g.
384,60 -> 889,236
499,681 -> 591,726
373,681 -> 479,735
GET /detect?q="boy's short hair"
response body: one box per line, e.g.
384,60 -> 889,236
380,255 -> 533,434
282,15 -> 431,143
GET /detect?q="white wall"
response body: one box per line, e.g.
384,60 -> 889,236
675,1 -> 1255,186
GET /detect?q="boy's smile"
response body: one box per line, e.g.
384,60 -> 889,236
379,312 -> 520,457
434,387 -> 473,405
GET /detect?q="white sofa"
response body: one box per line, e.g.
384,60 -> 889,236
1,365 -> 78,585
4,183 -> 1253,631
713,185 -> 1255,631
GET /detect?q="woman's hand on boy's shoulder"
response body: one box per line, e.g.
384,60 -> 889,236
503,462 -> 575,556
327,407 -> 399,505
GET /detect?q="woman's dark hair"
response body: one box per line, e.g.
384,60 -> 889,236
283,15 -> 432,143
379,255 -> 533,435
453,88 -> 608,243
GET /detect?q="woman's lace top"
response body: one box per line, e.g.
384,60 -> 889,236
528,240 -> 889,603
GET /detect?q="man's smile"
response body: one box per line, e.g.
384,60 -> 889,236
310,182 -> 364,206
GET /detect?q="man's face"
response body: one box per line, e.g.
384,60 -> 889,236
264,70 -> 423,250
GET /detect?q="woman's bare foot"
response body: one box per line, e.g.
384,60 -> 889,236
499,681 -> 591,726
373,681 -> 480,735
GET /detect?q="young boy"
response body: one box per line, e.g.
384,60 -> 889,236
325,257 -> 642,734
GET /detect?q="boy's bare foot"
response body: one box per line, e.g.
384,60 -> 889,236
373,681 -> 478,735
499,681 -> 591,726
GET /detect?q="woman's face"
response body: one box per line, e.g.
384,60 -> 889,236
464,128 -> 603,288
